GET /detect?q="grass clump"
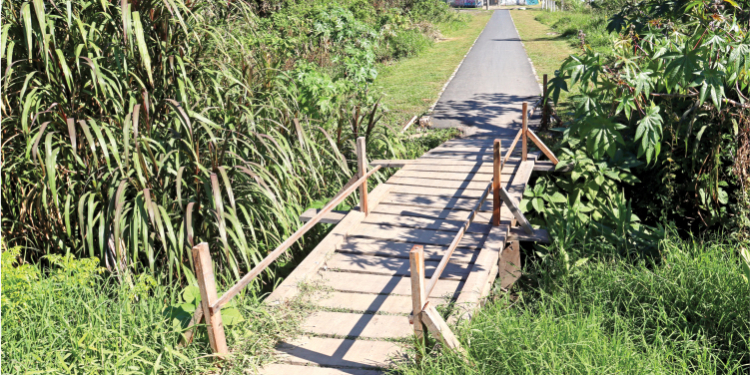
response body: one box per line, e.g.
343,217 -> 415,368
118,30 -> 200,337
395,238 -> 750,374
1,245 -> 311,373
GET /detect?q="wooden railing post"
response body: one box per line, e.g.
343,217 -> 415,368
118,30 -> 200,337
493,139 -> 502,226
542,74 -> 548,129
522,102 -> 528,161
193,243 -> 229,357
356,137 -> 369,216
410,245 -> 426,341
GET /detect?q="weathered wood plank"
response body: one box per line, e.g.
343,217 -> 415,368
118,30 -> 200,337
300,209 -> 349,224
533,160 -> 574,172
326,253 -> 470,280
362,213 -> 492,234
313,272 -> 462,298
273,336 -> 402,369
337,238 -> 477,264
372,203 -> 513,223
390,176 -> 504,191
507,227 -> 550,243
348,223 -> 492,249
314,291 -> 447,315
301,311 -> 412,339
259,364 -> 383,375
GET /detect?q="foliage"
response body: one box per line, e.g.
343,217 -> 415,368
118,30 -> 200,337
535,0 -> 749,237
395,238 -> 750,374
0,0 -> 458,286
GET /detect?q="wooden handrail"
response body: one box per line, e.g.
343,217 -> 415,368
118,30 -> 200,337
210,164 -> 382,312
425,177 -> 494,296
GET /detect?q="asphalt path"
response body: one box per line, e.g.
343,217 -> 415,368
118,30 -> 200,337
432,10 -> 540,136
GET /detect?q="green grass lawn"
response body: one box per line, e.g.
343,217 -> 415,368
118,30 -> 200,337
375,11 -> 493,128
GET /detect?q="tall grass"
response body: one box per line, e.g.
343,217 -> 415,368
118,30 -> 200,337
0,0 -> 446,287
395,238 -> 750,374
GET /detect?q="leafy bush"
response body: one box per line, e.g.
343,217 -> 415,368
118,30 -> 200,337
532,0 -> 749,240
0,0 -> 458,285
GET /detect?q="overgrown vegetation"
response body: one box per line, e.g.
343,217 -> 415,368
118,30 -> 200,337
0,0 -> 460,288
525,0 -> 750,244
396,237 -> 750,374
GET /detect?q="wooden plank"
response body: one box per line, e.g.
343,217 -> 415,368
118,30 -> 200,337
314,291 -> 447,315
266,183 -> 392,305
534,160 -> 574,172
526,129 -> 559,164
393,169 -> 513,182
301,311 -> 412,339
300,208 -> 349,224
381,194 -> 494,212
347,223 -> 491,249
372,203 -> 513,223
422,303 -> 465,353
401,161 -> 519,175
314,272 -> 462,298
452,225 -> 508,322
507,227 -> 550,243
363,213 -> 492,234
498,242 -> 522,291
337,238 -> 477,264
259,364 -> 383,375
192,243 -> 229,356
389,176 -> 505,191
273,336 -> 402,369
410,245 -> 426,340
326,253 -> 470,280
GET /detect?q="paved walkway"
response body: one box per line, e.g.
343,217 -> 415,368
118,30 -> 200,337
256,10 -> 541,375
432,10 -> 540,135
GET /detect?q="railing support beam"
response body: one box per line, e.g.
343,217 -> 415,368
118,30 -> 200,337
493,139 -> 502,226
522,102 -> 528,161
357,137 -> 369,216
193,243 -> 228,357
409,245 -> 426,342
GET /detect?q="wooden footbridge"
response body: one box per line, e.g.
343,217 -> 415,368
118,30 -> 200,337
184,98 -> 564,374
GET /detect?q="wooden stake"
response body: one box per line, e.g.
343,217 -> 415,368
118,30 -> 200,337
422,302 -> 467,356
542,74 -> 548,129
522,102 -> 528,161
493,139 -> 502,226
193,243 -> 229,356
409,245 -> 426,341
526,128 -> 559,164
497,187 -> 534,235
356,137 -> 369,216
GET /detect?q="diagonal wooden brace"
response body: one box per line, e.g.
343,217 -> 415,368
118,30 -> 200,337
497,186 -> 534,235
526,128 -> 559,165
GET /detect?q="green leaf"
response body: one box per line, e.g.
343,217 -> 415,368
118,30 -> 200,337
740,248 -> 750,284
635,104 -> 663,163
131,12 -> 153,86
220,307 -> 245,326
182,285 -> 201,304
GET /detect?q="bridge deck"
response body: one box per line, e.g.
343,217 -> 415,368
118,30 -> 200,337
258,133 -> 537,374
